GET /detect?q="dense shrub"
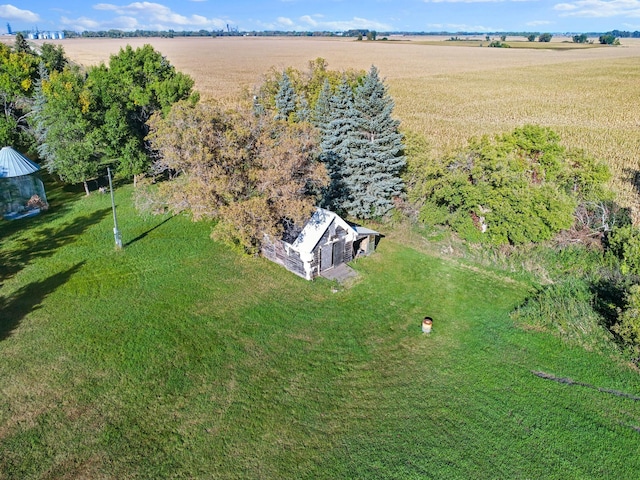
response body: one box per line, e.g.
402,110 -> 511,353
599,34 -> 620,45
572,34 -> 588,43
606,225 -> 640,275
413,125 -> 611,245
613,284 -> 640,356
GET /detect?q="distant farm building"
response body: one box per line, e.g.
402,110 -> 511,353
27,31 -> 65,40
262,208 -> 379,280
0,147 -> 48,220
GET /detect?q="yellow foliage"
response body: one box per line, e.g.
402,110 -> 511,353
79,90 -> 91,113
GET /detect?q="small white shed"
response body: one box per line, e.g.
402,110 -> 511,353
262,208 -> 379,280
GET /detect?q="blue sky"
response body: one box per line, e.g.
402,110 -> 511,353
6,1 -> 640,34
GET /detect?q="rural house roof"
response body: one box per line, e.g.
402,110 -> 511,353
0,147 -> 41,178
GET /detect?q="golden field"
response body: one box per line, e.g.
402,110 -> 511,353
39,36 -> 640,216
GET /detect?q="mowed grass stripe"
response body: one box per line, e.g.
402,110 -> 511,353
1,184 -> 640,478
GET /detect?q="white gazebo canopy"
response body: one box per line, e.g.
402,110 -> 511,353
0,146 -> 41,178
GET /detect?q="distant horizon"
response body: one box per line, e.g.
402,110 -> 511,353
9,28 -> 639,36
5,2 -> 640,36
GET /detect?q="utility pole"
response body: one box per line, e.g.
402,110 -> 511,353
107,167 -> 123,249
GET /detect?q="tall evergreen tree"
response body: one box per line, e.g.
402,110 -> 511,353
318,78 -> 358,211
295,93 -> 310,123
274,72 -> 296,122
343,66 -> 405,218
14,33 -> 31,54
312,78 -> 332,128
31,62 -> 48,145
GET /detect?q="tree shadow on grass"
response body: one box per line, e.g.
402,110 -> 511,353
0,208 -> 111,288
0,262 -> 85,342
124,215 -> 174,247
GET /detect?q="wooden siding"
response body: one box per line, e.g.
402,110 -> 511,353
284,249 -> 306,278
262,237 -> 308,279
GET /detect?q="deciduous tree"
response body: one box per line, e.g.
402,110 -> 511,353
0,43 -> 38,151
146,101 -> 327,252
39,43 -> 67,73
35,68 -> 99,195
87,44 -> 196,181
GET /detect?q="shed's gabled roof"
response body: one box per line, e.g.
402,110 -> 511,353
291,208 -> 356,254
0,147 -> 41,178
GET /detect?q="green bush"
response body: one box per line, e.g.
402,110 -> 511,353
599,34 -> 620,45
606,225 -> 640,275
573,34 -> 588,43
413,125 -> 610,245
418,200 -> 449,226
613,284 -> 640,355
488,41 -> 510,48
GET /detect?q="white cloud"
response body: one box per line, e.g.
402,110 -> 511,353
427,23 -> 501,31
425,0 -> 528,3
256,13 -> 391,31
88,2 -> 227,30
0,4 -> 40,22
298,15 -> 392,30
526,20 -> 554,25
60,16 -> 103,31
553,3 -> 579,9
277,17 -> 294,26
554,0 -> 640,17
61,14 -> 142,32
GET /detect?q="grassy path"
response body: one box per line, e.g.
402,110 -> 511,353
1,184 -> 639,478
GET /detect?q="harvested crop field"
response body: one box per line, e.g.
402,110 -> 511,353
44,36 -> 640,216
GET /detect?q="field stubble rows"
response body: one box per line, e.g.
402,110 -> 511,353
54,37 -> 640,216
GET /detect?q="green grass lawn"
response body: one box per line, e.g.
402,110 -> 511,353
1,181 -> 640,479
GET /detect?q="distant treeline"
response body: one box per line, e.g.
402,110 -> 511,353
22,28 -> 640,40
55,29 -> 346,39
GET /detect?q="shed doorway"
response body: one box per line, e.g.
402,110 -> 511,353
320,243 -> 333,271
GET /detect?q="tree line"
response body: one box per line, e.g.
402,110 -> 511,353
2,35 -> 197,194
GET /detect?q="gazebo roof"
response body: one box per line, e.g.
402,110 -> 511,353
0,146 -> 41,178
